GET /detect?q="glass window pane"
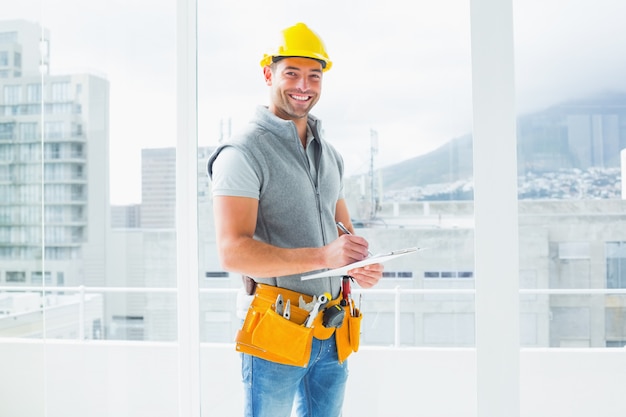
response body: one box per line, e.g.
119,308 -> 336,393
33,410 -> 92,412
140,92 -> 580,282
199,0 -> 474,414
199,0 -> 474,343
2,1 -> 177,415
514,0 -> 626,348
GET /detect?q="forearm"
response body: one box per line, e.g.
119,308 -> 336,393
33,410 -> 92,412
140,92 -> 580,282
218,237 -> 328,278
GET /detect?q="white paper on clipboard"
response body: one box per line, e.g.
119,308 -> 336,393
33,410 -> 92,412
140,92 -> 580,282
301,247 -> 422,280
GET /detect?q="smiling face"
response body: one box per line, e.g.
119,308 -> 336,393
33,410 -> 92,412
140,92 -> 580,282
264,56 -> 323,122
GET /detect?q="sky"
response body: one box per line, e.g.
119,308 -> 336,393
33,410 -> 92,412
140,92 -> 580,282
4,0 -> 626,204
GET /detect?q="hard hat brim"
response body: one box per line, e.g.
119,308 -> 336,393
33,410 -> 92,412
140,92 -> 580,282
260,53 -> 332,72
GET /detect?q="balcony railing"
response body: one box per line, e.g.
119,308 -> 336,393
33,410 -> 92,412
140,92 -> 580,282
2,285 -> 626,347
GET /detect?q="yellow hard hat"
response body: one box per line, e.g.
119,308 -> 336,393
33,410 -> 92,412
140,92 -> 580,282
260,22 -> 332,72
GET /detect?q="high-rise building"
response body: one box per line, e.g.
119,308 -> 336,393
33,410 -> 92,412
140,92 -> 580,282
0,19 -> 48,79
0,19 -> 110,287
111,204 -> 141,228
139,146 -> 215,229
140,147 -> 176,229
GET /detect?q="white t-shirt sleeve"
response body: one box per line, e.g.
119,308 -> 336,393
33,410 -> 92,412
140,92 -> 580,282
210,147 -> 260,199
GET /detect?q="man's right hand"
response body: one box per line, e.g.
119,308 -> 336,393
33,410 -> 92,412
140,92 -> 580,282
323,234 -> 371,269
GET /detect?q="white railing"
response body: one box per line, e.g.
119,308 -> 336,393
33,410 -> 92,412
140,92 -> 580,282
2,285 -> 626,346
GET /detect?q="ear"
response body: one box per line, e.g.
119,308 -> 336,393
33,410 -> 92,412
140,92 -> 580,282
263,66 -> 272,86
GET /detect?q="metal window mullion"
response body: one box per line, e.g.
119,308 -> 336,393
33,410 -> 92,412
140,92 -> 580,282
470,0 -> 520,416
176,0 -> 200,416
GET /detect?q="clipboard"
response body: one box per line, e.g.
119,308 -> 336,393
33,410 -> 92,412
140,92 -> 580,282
301,247 -> 422,280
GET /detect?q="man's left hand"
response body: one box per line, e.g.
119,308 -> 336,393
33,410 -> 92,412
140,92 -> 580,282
348,263 -> 384,288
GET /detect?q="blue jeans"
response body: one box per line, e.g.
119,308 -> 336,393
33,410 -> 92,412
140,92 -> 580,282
242,335 -> 349,417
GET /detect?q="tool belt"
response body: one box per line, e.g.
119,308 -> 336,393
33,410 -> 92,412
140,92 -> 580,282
235,283 -> 362,367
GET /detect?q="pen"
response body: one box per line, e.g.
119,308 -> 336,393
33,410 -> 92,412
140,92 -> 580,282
336,221 -> 373,256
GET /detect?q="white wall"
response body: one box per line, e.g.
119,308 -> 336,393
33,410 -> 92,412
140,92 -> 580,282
1,341 -> 625,417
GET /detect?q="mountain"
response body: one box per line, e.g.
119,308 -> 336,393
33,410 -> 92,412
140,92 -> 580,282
376,91 -> 626,193
379,133 -> 473,190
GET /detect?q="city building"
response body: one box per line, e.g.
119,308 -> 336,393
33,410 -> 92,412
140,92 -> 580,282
110,203 -> 140,228
103,145 -> 221,341
355,199 -> 626,347
140,147 -> 176,229
0,20 -> 110,289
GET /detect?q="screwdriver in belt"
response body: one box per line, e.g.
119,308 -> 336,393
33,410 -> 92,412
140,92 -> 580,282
341,276 -> 354,317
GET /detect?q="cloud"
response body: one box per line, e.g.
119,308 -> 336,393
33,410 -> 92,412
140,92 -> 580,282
513,0 -> 626,113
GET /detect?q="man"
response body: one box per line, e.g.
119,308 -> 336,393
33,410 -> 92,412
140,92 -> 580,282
207,22 -> 383,417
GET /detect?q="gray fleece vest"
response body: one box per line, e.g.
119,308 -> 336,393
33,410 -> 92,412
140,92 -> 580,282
207,106 -> 343,298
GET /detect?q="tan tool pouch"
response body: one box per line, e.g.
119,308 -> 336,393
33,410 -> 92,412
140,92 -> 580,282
236,284 -> 315,367
335,306 -> 362,363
